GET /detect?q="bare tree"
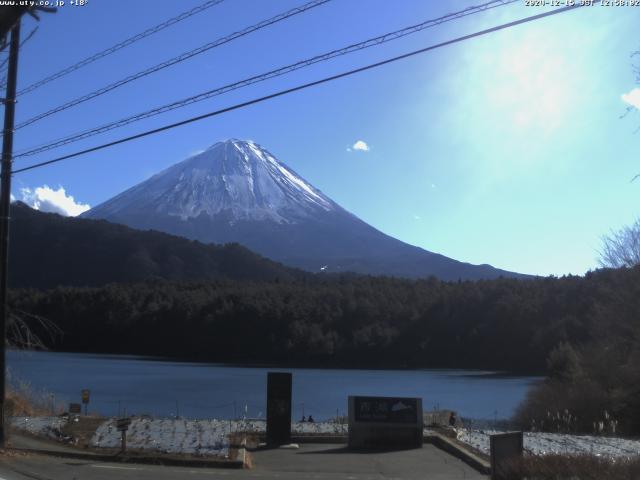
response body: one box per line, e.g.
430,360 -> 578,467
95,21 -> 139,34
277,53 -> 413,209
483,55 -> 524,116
6,309 -> 61,350
599,218 -> 640,268
604,50 -> 640,267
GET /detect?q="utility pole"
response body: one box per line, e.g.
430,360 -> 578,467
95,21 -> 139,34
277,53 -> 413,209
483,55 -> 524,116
0,19 -> 21,448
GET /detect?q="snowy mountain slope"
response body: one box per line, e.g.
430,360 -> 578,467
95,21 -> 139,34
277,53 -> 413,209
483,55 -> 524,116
83,139 -> 526,280
89,139 -> 335,223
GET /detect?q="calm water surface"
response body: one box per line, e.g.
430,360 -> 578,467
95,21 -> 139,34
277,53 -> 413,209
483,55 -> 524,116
7,350 -> 541,421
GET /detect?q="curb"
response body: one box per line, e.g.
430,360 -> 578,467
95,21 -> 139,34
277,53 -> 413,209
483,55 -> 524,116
253,434 -> 348,445
9,447 -> 246,469
291,435 -> 347,444
11,433 -> 484,473
425,433 -> 491,475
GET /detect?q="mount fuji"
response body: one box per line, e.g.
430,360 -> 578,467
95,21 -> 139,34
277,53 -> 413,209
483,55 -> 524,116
82,139 -> 524,280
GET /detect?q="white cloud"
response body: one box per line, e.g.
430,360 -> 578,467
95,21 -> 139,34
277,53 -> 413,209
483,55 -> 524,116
431,183 -> 437,189
413,215 -> 421,221
352,140 -> 370,152
622,88 -> 640,110
20,185 -> 90,217
10,193 -> 15,202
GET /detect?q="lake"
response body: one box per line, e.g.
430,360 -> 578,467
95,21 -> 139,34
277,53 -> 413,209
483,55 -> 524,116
7,350 -> 541,421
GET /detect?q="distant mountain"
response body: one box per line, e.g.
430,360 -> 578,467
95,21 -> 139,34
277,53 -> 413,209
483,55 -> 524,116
83,139 -> 527,280
9,202 -> 301,289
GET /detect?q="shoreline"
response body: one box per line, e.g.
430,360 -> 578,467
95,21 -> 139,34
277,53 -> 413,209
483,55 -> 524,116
8,349 -> 548,376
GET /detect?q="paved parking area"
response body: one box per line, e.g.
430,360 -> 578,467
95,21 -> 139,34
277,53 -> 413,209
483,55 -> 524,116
0,441 -> 488,480
250,443 -> 488,479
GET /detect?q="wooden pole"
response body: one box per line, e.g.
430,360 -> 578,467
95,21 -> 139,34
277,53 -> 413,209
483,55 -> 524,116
0,19 -> 21,448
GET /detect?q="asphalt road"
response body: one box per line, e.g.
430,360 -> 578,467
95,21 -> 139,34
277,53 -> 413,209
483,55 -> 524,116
0,443 -> 487,480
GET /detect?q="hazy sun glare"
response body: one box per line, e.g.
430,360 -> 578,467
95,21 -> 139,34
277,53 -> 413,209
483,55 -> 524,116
485,32 -> 575,134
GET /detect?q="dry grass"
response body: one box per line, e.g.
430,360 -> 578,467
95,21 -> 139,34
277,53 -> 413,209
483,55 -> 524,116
5,379 -> 61,417
6,387 -> 48,417
500,454 -> 640,480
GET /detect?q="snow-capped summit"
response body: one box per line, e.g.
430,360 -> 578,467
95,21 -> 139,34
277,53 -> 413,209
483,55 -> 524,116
87,139 -> 335,224
83,139 -> 525,280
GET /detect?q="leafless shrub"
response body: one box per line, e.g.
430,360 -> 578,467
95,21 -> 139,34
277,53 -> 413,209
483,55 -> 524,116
599,218 -> 640,268
513,379 -> 616,434
500,453 -> 640,480
7,308 -> 61,350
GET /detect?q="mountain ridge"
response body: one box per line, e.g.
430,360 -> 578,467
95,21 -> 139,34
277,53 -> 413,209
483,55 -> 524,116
83,139 -> 528,280
9,201 -> 303,289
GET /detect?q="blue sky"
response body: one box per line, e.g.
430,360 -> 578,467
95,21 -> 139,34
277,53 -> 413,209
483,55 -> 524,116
9,0 -> 640,276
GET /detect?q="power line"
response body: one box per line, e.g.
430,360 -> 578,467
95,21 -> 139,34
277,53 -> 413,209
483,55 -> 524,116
15,0 -> 226,96
14,0 -> 332,130
15,0 -> 517,159
12,3 -> 586,175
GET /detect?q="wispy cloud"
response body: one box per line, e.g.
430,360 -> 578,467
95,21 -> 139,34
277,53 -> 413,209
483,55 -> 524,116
20,185 -> 90,217
351,140 -> 370,152
413,215 -> 421,221
622,88 -> 640,110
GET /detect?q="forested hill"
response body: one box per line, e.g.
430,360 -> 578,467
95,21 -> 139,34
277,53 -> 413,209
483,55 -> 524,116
11,266 -> 640,373
9,202 -> 303,288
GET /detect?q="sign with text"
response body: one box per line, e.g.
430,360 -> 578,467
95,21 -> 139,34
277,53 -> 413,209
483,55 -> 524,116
116,417 -> 131,432
354,397 -> 419,424
81,389 -> 90,404
69,403 -> 81,414
348,396 -> 423,449
490,431 -> 523,480
266,372 -> 292,446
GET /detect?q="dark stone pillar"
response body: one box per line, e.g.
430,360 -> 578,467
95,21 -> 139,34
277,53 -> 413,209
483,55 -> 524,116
266,372 -> 292,445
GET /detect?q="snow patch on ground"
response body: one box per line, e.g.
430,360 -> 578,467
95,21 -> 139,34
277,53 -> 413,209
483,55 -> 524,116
16,416 -> 640,460
10,417 -> 347,456
457,429 -> 640,458
91,418 -> 231,456
11,416 -> 67,440
10,416 -> 347,456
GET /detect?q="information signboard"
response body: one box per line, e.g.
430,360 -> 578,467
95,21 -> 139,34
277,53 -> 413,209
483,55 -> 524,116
348,395 -> 423,449
116,417 -> 131,432
354,397 -> 419,423
69,403 -> 81,414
